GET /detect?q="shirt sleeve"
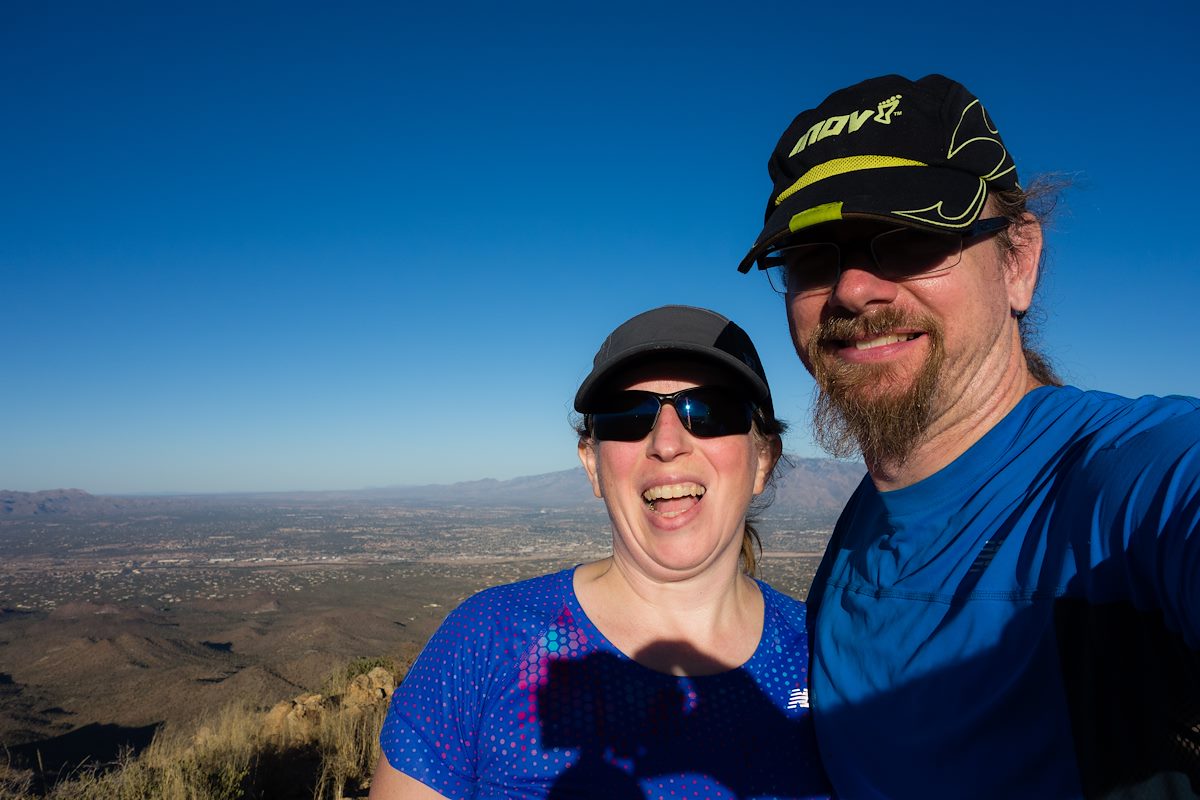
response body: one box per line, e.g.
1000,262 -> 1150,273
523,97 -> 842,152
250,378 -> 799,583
379,601 -> 489,798
1090,404 -> 1200,647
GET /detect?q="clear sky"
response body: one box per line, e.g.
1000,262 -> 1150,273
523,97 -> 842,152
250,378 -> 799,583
4,1 -> 1198,494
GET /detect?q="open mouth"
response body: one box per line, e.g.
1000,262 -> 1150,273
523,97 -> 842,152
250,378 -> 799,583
642,482 -> 706,518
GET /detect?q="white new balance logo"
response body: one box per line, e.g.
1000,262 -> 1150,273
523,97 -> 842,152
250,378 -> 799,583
787,688 -> 809,709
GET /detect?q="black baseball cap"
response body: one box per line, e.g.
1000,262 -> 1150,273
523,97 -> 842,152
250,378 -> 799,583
738,74 -> 1020,273
574,305 -> 772,414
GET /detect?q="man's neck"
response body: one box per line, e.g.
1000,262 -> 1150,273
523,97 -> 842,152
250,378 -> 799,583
866,366 -> 1042,492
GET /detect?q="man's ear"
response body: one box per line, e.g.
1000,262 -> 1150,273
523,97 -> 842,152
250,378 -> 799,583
578,440 -> 603,499
1005,212 -> 1042,315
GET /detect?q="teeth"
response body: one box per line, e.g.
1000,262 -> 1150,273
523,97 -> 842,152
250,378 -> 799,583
855,333 -> 918,350
642,482 -> 706,503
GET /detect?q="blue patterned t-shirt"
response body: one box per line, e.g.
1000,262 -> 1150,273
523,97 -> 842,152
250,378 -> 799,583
380,567 -> 830,799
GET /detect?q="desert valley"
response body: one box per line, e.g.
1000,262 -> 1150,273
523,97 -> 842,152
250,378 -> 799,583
0,459 -> 862,792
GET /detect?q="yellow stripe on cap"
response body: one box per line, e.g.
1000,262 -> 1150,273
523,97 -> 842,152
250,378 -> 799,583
774,155 -> 927,206
788,203 -> 844,232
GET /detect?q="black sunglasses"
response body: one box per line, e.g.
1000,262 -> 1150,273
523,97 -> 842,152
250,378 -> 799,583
761,216 -> 1011,297
590,387 -> 756,442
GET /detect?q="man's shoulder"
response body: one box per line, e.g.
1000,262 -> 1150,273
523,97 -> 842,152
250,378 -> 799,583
1027,387 -> 1200,491
1035,384 -> 1199,411
1025,386 -> 1200,445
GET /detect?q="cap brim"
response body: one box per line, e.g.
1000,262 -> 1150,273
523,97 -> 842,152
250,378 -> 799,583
738,166 -> 990,273
574,343 -> 771,413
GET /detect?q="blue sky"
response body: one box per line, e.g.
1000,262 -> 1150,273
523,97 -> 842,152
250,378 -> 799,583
3,1 -> 1198,493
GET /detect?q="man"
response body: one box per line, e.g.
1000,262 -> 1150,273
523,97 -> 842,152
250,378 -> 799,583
738,73 -> 1200,799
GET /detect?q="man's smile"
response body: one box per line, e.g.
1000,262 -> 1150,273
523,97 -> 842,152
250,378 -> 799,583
851,332 -> 923,351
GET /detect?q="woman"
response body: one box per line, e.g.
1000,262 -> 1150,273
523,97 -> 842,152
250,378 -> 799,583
370,305 -> 830,799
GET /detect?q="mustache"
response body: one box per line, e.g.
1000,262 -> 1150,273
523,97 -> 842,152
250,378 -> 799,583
814,307 -> 925,344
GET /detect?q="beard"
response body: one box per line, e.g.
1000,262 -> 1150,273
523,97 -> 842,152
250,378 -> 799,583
807,307 -> 946,467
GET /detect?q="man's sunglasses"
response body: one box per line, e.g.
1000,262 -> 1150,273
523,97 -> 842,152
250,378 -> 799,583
760,216 -> 1011,298
589,387 -> 756,442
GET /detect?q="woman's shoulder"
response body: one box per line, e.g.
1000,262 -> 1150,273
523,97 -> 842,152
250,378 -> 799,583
756,579 -> 809,635
445,567 -> 577,635
408,569 -> 578,674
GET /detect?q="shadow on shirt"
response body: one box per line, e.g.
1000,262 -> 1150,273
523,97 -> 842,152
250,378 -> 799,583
535,640 -> 830,799
808,480 -> 1200,799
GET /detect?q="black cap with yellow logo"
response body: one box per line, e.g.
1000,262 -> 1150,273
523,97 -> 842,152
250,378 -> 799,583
738,74 -> 1020,273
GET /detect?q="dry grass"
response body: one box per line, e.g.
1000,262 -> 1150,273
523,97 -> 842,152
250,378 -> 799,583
3,657 -> 407,800
314,697 -> 388,800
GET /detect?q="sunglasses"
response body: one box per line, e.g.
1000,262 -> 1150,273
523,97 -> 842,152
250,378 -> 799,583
761,216 -> 1010,298
590,387 -> 756,442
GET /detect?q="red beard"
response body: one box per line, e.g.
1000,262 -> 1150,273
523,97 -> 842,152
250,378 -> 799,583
806,307 -> 946,466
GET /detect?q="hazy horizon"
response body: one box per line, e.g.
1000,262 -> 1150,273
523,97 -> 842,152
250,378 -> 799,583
4,452 -> 862,497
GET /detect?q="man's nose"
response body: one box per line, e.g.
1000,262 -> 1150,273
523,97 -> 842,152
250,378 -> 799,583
827,248 -> 901,313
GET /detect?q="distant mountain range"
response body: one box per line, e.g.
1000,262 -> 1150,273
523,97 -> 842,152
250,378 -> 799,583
0,488 -> 148,517
1,457 -> 866,519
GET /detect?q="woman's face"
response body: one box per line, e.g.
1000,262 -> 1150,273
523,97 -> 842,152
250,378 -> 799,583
578,361 -> 779,583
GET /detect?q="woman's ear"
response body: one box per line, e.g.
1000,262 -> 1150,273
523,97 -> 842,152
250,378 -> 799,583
578,440 -> 603,499
753,435 -> 783,496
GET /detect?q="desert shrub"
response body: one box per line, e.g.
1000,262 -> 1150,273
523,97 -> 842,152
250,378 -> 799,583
322,656 -> 397,698
344,656 -> 394,682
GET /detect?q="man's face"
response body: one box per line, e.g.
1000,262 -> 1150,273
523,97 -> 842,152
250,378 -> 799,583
782,218 -> 1024,466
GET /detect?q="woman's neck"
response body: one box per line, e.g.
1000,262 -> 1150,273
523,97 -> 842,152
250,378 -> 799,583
572,557 -> 764,676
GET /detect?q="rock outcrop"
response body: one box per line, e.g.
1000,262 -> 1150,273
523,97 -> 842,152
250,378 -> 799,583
260,666 -> 396,740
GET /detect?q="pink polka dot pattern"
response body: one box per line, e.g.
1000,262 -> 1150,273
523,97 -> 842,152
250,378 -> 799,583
379,568 -> 830,799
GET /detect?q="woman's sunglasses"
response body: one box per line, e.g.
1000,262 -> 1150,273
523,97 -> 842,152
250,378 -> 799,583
590,387 -> 756,442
